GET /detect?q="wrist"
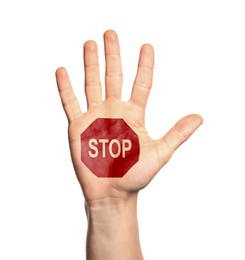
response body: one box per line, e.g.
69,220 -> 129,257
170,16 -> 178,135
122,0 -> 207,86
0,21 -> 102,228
85,193 -> 144,260
85,193 -> 138,224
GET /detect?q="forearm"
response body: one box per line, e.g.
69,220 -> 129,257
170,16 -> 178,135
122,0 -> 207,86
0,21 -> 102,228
85,194 -> 144,260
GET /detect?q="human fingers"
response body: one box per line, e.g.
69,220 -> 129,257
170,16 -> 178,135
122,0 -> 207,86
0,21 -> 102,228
55,67 -> 82,123
84,40 -> 102,109
104,30 -> 123,99
156,114 -> 203,166
129,44 -> 154,108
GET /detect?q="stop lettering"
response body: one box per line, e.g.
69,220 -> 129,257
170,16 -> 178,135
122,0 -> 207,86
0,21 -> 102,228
80,118 -> 140,178
88,138 -> 132,158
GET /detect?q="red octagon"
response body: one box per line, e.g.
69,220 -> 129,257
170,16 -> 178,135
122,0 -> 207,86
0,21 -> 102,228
80,118 -> 140,178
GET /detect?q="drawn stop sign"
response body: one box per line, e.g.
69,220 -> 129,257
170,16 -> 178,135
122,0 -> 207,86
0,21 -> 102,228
80,118 -> 140,178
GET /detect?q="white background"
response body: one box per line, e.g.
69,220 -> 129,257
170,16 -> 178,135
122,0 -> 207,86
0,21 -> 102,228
0,0 -> 245,259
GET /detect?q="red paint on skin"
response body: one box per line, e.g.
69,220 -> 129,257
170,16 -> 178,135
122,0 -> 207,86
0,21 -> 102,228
80,118 -> 140,178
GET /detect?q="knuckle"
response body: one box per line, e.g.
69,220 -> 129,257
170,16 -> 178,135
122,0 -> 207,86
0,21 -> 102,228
175,125 -> 189,141
106,71 -> 123,78
134,81 -> 151,89
85,81 -> 101,88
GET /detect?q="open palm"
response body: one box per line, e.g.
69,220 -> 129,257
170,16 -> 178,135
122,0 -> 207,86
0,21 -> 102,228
55,30 -> 202,203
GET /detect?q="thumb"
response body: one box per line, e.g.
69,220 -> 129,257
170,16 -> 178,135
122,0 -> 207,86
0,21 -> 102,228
156,114 -> 203,166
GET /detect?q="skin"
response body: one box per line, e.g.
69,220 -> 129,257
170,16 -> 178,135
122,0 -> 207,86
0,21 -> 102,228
55,30 -> 203,260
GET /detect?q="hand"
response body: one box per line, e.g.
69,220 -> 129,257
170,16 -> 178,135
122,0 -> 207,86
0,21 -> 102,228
55,30 -> 203,204
56,30 -> 203,260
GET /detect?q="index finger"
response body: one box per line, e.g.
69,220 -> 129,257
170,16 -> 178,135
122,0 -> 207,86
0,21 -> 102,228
129,44 -> 154,108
